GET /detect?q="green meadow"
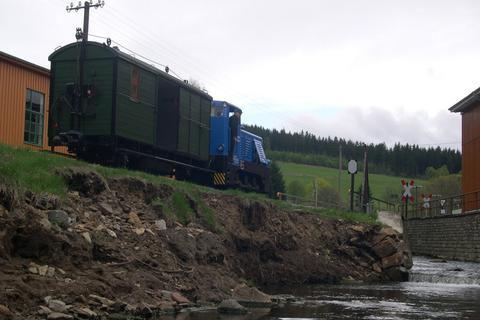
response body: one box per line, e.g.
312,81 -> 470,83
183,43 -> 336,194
278,161 -> 427,203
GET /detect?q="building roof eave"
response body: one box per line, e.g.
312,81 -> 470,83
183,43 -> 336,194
449,86 -> 480,113
0,51 -> 50,77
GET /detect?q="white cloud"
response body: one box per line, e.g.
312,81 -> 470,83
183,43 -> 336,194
1,0 -> 477,148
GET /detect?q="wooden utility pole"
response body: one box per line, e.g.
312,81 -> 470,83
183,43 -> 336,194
338,145 -> 342,207
66,0 -> 105,42
66,1 -> 105,130
361,145 -> 370,213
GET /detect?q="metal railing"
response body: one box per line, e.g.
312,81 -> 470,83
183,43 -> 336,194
276,192 -> 344,209
403,189 -> 480,219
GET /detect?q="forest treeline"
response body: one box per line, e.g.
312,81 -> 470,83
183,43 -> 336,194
245,125 -> 461,177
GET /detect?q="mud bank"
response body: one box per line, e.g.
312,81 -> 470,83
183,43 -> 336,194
0,168 -> 411,319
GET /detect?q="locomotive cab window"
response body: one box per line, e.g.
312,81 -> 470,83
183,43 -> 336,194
211,106 -> 224,117
24,89 -> 45,146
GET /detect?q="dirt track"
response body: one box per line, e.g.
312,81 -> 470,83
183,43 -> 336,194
0,168 -> 412,319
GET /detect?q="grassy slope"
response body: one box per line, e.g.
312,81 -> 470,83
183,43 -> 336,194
278,161 -> 427,202
0,144 -> 377,224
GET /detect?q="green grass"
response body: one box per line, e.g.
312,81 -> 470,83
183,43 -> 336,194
272,198 -> 378,224
278,161 -> 427,203
0,143 -> 382,225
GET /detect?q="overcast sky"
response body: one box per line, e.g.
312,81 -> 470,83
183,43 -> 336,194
3,0 -> 479,149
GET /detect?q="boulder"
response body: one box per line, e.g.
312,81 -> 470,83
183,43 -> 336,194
47,312 -> 73,320
34,194 -> 59,210
0,304 -> 14,319
133,228 -> 145,236
171,292 -> 190,304
82,232 -> 92,244
232,284 -> 273,308
73,306 -> 97,318
155,219 -> 167,231
48,299 -> 67,313
99,202 -> 114,215
382,252 -> 404,269
106,229 -> 117,238
38,305 -> 52,315
217,299 -> 247,315
128,212 -> 143,227
88,294 -> 115,307
58,168 -> 108,197
47,210 -> 73,228
372,237 -> 398,258
38,265 -> 49,277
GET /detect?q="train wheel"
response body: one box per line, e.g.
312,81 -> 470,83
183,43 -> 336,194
113,152 -> 129,168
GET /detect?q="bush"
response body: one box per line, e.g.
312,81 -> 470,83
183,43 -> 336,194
269,161 -> 286,198
287,180 -> 307,198
425,174 -> 461,198
425,165 -> 450,179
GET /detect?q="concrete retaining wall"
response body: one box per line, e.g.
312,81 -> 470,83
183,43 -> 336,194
404,212 -> 480,262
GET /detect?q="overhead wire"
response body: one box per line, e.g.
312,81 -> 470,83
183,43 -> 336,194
51,0 -> 313,130
92,3 -> 308,129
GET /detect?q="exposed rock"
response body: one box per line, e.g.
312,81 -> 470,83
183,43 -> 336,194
47,312 -> 73,320
0,184 -> 17,211
382,252 -> 404,269
133,228 -> 145,236
88,294 -> 115,307
0,173 -> 413,318
372,263 -> 383,273
106,228 -> 117,238
372,227 -> 398,245
171,292 -> 190,304
0,204 -> 6,217
72,306 -> 97,318
242,201 -> 267,231
155,219 -> 167,231
48,299 -> 67,313
39,217 -> 52,230
128,212 -> 142,227
217,299 -> 247,315
28,262 -> 39,274
38,265 -> 49,276
58,168 -> 108,197
372,237 -> 398,258
349,225 -> 366,233
232,284 -> 273,308
47,266 -> 56,277
34,193 -> 59,210
82,232 -> 92,244
47,210 -> 73,228
38,305 -> 52,315
99,202 -> 114,215
0,304 -> 14,318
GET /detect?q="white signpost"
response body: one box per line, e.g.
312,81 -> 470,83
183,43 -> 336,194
440,199 -> 446,214
348,160 -> 357,211
401,179 -> 415,217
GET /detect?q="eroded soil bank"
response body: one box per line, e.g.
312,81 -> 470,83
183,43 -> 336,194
0,168 -> 412,319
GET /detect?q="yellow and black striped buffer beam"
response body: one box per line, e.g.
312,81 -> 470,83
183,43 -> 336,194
213,172 -> 226,185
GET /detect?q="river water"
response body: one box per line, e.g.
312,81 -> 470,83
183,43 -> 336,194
159,256 -> 480,320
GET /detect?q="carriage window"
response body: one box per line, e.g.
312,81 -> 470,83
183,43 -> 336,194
130,68 -> 140,101
24,89 -> 45,146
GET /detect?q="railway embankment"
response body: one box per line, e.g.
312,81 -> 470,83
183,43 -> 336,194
0,164 -> 411,319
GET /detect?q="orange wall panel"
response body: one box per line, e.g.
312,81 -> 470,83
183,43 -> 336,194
0,58 -> 68,154
461,105 -> 480,201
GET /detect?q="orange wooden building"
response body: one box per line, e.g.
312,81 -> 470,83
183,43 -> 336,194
450,88 -> 480,211
0,51 -> 53,150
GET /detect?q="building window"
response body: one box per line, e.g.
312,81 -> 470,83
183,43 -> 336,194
24,89 -> 45,146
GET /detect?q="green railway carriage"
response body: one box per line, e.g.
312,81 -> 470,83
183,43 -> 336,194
48,41 -> 212,167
